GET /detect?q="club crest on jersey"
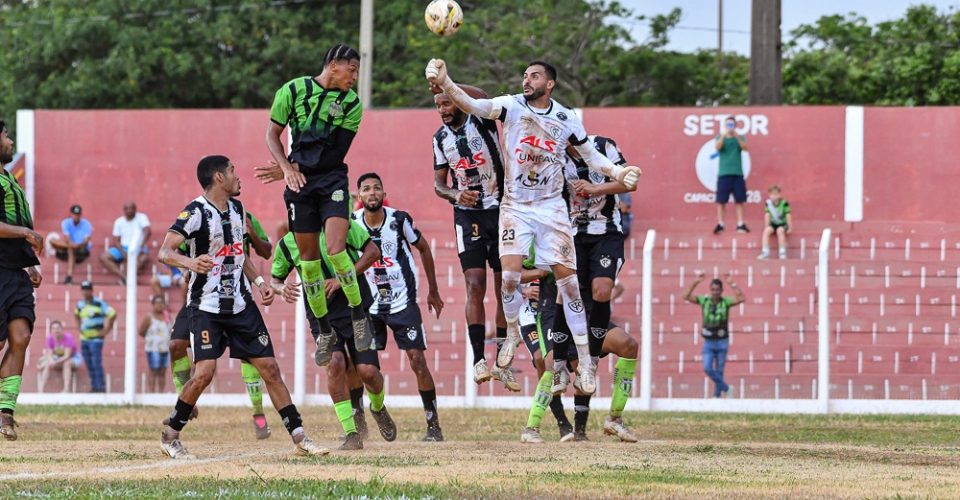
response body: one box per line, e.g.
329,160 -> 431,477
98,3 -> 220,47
550,126 -> 562,139
383,241 -> 396,255
389,220 -> 398,231
258,333 -> 269,346
470,137 -> 483,151
331,190 -> 345,202
329,101 -> 343,118
568,299 -> 584,313
600,255 -> 612,268
550,331 -> 569,343
177,211 -> 190,220
591,327 -> 606,339
405,328 -> 418,341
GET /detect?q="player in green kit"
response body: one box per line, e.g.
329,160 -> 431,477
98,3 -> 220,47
265,43 -> 374,362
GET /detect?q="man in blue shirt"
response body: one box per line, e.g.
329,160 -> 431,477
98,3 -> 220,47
48,205 -> 92,284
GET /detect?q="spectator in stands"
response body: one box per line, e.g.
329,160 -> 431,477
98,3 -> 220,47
758,185 -> 792,260
47,204 -> 93,284
74,280 -> 116,393
37,320 -> 80,393
100,202 -> 151,285
619,191 -> 633,239
684,271 -> 745,398
139,295 -> 171,393
713,116 -> 749,235
151,265 -> 184,298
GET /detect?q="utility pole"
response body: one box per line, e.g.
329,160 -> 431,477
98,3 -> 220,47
749,0 -> 782,104
717,0 -> 723,57
359,0 -> 374,107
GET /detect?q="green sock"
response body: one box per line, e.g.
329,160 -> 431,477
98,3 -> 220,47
330,251 -> 361,307
368,388 -> 385,412
301,259 -> 330,318
526,372 -> 554,429
0,375 -> 22,414
335,400 -> 357,435
610,358 -> 637,418
240,362 -> 264,414
171,356 -> 192,394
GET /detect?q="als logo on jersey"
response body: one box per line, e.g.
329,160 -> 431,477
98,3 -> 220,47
519,135 -> 557,152
371,256 -> 395,268
470,137 -> 483,151
557,111 -> 568,121
214,243 -> 244,257
453,153 -> 486,170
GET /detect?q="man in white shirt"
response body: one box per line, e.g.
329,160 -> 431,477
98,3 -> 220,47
99,201 -> 151,284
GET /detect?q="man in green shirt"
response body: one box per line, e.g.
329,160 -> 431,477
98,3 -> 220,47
0,119 -> 43,440
272,220 -> 397,451
265,44 -> 374,360
714,116 -> 750,234
684,271 -> 746,398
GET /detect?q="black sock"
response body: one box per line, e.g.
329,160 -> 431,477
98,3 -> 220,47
419,389 -> 438,424
168,398 -> 195,432
552,307 -> 571,361
350,386 -> 364,412
574,394 -> 591,434
0,408 -> 12,416
318,314 -> 332,333
550,397 -> 571,428
278,404 -> 303,435
468,324 -> 486,363
588,300 -> 611,357
495,326 -> 507,355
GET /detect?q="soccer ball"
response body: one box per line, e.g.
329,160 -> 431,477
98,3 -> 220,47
424,0 -> 464,37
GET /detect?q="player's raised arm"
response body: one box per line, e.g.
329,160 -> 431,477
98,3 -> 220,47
572,139 -> 641,190
425,59 -> 502,120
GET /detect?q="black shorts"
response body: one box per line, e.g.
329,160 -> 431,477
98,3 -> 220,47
716,175 -> 747,204
770,223 -> 789,231
330,313 -> 380,367
170,306 -> 192,342
190,306 -> 274,361
575,232 -> 625,284
521,320 -> 553,360
0,267 -> 35,341
54,246 -> 90,262
284,170 -> 350,233
372,304 -> 427,351
454,208 -> 501,272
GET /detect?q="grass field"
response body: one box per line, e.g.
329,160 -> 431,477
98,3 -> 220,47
1,405 -> 960,498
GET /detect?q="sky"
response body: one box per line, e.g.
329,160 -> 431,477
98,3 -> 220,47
616,0 -> 958,54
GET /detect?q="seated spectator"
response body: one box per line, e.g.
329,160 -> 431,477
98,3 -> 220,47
100,201 -> 151,284
46,204 -> 93,284
37,320 -> 81,393
151,265 -> 185,298
757,185 -> 792,260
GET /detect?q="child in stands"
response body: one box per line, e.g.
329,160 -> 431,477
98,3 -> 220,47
758,185 -> 791,260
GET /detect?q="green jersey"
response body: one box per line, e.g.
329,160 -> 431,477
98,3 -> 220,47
697,296 -> 735,337
764,199 -> 791,226
716,136 -> 745,177
271,220 -> 371,282
243,212 -> 270,257
0,169 -> 38,269
270,76 -> 363,173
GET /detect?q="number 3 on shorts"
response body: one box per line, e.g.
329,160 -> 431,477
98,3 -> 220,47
501,228 -> 515,241
471,223 -> 479,238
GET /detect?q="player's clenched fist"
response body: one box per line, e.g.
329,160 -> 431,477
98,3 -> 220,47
615,165 -> 642,190
425,59 -> 449,86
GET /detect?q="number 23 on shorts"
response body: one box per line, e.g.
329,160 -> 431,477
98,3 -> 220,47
501,228 -> 515,241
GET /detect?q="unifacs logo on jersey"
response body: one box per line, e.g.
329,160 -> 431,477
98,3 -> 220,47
214,243 -> 243,257
453,153 -> 486,170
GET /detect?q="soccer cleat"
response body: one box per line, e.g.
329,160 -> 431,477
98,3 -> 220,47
160,431 -> 195,459
314,328 -> 335,367
0,413 -> 18,441
422,421 -> 444,442
351,306 -> 376,352
354,408 -> 370,441
339,431 -> 363,450
757,250 -> 770,260
603,416 -> 638,443
736,224 -> 750,233
559,423 -> 575,443
491,365 -> 520,392
495,322 -> 521,369
520,426 -> 544,444
295,435 -> 330,456
253,414 -> 271,440
473,359 -> 492,384
370,406 -> 397,442
713,223 -> 725,235
551,369 -> 570,395
574,430 -> 589,442
573,363 -> 597,395
779,249 -> 788,260
162,405 -> 199,426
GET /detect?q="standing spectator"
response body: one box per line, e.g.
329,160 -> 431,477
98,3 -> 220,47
47,205 -> 92,284
74,281 -> 115,393
37,320 -> 80,393
139,295 -> 171,393
618,191 -> 633,239
100,202 -> 151,284
683,271 -> 745,398
758,185 -> 792,260
713,116 -> 749,234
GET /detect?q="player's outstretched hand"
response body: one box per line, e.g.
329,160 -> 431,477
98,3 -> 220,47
615,166 -> 642,190
258,282 -> 275,306
27,266 -> 42,288
254,161 -> 284,184
190,255 -> 215,274
283,163 -> 306,193
425,59 -> 448,86
427,288 -> 444,319
281,282 -> 300,304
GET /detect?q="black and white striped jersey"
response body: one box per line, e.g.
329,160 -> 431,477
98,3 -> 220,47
432,115 -> 504,210
169,196 -> 252,315
353,207 -> 422,315
564,135 -> 627,236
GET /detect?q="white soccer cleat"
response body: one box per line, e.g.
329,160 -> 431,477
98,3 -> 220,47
496,323 -> 521,368
573,363 -> 597,395
160,434 -> 195,460
551,369 -> 570,395
559,424 -> 575,443
473,359 -> 492,384
295,435 -> 331,456
492,365 -> 521,392
520,427 -> 544,444
603,416 -> 638,443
